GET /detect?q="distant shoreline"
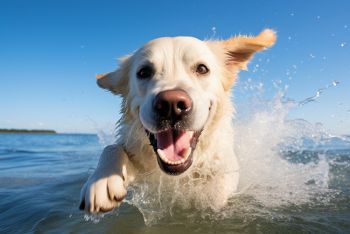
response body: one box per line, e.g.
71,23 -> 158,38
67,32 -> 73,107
0,129 -> 57,134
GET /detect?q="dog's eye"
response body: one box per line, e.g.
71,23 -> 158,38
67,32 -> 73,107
196,64 -> 209,75
137,66 -> 154,79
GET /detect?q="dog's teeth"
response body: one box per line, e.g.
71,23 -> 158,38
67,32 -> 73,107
183,147 -> 192,160
180,158 -> 186,164
157,149 -> 167,161
157,148 -> 191,165
157,149 -> 175,165
187,131 -> 194,138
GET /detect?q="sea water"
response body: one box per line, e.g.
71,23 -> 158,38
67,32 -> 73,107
1,92 -> 350,233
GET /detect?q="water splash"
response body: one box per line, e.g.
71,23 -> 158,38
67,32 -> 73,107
86,116 -> 116,146
96,129 -> 116,146
83,213 -> 106,224
234,94 -> 333,208
298,80 -> 339,106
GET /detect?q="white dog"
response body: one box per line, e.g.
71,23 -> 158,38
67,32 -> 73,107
79,29 -> 276,213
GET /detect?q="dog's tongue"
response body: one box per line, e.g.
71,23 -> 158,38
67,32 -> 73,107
156,129 -> 192,162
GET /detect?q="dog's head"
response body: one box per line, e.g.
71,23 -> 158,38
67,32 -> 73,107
97,29 -> 276,175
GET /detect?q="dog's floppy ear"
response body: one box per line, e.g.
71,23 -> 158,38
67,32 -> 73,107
223,29 -> 276,71
209,29 -> 276,90
96,55 -> 131,95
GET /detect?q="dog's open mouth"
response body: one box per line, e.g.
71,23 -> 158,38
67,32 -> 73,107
147,129 -> 201,175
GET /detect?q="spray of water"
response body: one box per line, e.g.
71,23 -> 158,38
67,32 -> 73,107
298,80 -> 339,106
234,92 -> 332,208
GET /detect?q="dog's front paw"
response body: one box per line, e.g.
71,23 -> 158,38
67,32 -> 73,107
79,174 -> 127,213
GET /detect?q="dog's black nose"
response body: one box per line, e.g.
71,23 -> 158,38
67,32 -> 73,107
153,89 -> 192,119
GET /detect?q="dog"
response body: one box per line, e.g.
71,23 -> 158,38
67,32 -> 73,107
79,29 -> 276,213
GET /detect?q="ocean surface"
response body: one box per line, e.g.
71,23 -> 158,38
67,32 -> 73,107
0,124 -> 350,234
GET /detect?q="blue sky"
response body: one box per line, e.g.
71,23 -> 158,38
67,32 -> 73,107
0,0 -> 349,134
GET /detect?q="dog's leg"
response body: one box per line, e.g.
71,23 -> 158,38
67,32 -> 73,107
79,144 -> 133,213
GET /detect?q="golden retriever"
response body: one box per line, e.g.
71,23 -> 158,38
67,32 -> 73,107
79,29 -> 276,212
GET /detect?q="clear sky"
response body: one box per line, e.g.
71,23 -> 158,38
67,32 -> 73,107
1,0 -> 349,134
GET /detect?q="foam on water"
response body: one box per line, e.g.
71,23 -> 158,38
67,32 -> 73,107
94,80 -> 346,226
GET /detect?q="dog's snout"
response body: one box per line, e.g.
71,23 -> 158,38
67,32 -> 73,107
153,90 -> 192,119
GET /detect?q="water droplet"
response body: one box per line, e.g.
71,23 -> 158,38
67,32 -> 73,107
344,25 -> 348,29
290,13 -> 294,16
332,80 -> 339,86
211,26 -> 216,37
288,36 -> 292,40
309,54 -> 316,59
315,91 -> 321,98
316,16 -> 321,20
340,42 -> 346,47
